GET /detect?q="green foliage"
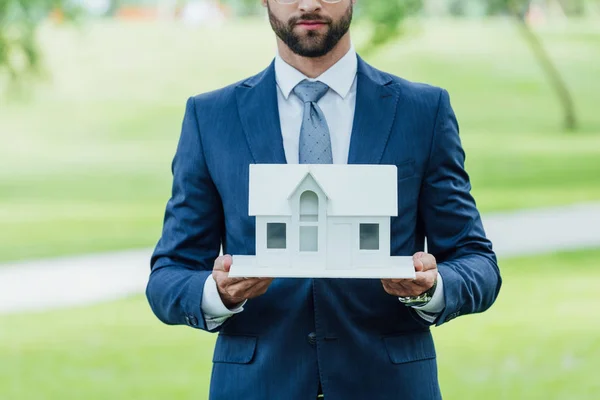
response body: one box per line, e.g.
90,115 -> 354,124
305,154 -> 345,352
357,0 -> 422,54
359,0 -> 530,52
0,0 -> 78,92
486,0 -> 527,15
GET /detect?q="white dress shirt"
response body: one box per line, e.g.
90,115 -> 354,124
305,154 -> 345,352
201,46 -> 445,329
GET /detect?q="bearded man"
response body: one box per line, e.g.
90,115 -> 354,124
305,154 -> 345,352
146,1 -> 502,399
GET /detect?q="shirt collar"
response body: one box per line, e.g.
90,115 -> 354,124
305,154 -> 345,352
275,45 -> 357,100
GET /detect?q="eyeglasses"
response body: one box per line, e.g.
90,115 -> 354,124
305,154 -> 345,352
274,0 -> 343,4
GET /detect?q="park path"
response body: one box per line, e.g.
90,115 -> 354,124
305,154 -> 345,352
1,203 -> 599,315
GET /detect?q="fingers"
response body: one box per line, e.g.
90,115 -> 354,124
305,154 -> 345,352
381,269 -> 437,297
381,279 -> 395,295
228,278 -> 270,293
381,280 -> 423,298
247,278 -> 273,296
213,255 -> 273,305
389,271 -> 433,287
381,279 -> 423,298
221,278 -> 273,301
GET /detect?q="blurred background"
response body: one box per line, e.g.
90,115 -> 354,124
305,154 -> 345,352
1,0 -> 599,399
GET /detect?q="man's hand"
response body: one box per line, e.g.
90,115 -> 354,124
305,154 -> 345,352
213,255 -> 274,309
381,252 -> 438,297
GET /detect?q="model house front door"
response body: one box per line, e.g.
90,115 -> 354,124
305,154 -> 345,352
327,222 -> 352,269
299,190 -> 319,253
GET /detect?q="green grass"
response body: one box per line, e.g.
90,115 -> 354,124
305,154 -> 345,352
1,19 -> 599,262
0,249 -> 598,399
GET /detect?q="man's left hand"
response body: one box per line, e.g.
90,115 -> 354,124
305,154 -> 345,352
381,252 -> 438,297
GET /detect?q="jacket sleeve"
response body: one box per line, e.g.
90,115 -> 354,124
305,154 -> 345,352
418,89 -> 502,326
146,96 -> 224,332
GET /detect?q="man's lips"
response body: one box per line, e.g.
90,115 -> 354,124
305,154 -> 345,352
296,20 -> 328,29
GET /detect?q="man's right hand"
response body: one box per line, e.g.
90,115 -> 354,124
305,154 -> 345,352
212,255 -> 274,309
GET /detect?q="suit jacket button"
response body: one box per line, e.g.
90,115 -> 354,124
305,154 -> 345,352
308,332 -> 317,345
188,315 -> 199,327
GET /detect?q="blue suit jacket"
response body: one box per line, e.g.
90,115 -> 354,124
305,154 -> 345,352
146,56 -> 501,400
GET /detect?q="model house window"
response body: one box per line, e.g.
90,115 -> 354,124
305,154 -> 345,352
299,191 -> 318,222
299,191 -> 318,251
360,224 -> 379,250
267,223 -> 287,249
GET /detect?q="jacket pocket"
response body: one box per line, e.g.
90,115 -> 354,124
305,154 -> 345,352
212,334 -> 258,364
383,330 -> 436,364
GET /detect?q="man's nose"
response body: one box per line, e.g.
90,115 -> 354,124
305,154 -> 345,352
297,0 -> 322,13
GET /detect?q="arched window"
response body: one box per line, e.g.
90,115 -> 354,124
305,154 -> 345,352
299,190 -> 319,252
300,191 -> 318,222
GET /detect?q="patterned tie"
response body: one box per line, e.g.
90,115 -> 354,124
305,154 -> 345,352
293,79 -> 333,164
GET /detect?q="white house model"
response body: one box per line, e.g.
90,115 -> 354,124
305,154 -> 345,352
229,164 -> 415,279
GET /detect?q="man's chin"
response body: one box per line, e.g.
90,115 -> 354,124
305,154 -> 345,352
293,27 -> 328,40
292,46 -> 330,58
294,38 -> 328,54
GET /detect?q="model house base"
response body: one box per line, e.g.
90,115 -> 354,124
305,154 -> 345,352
229,255 -> 415,279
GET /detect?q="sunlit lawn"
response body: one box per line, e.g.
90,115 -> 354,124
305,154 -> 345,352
0,249 -> 598,399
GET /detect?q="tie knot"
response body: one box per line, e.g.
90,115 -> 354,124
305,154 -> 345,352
293,79 -> 329,104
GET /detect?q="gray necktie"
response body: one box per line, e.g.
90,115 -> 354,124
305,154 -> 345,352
293,79 -> 333,164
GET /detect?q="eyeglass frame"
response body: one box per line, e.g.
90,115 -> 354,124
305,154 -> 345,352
272,0 -> 343,5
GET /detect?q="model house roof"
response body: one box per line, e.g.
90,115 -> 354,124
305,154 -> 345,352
287,172 -> 333,200
249,164 -> 398,217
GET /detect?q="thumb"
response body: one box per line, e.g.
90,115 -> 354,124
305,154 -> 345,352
420,253 -> 437,271
413,252 -> 425,272
222,254 -> 233,273
213,255 -> 233,273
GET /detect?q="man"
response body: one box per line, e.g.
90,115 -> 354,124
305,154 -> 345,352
146,0 -> 502,399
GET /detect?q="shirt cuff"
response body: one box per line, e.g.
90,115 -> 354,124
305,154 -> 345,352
410,272 -> 445,322
201,274 -> 246,330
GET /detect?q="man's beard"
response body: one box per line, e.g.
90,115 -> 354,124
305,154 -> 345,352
268,2 -> 353,58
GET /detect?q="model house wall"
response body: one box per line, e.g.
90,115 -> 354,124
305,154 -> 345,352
254,168 -> 394,271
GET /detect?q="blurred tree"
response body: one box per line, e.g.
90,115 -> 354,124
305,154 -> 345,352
107,0 -> 122,16
220,0 -> 263,15
504,0 -> 577,130
360,0 -> 577,131
0,0 -> 78,94
357,0 -> 422,54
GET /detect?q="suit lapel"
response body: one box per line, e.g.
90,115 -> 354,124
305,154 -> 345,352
348,56 -> 399,165
236,61 -> 287,164
236,57 -> 398,165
